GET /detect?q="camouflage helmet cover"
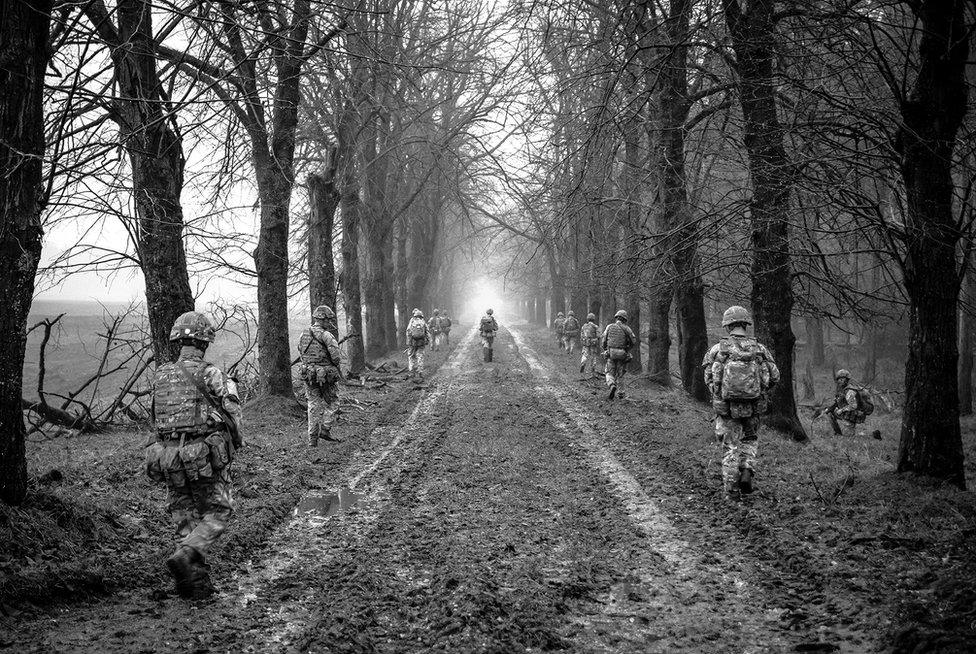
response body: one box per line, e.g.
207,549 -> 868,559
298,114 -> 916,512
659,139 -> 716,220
412,308 -> 423,317
312,304 -> 335,321
586,312 -> 596,321
433,308 -> 440,315
614,309 -> 628,321
169,311 -> 216,343
486,308 -> 493,315
835,369 -> 852,381
556,311 -> 564,317
567,310 -> 575,317
722,305 -> 752,327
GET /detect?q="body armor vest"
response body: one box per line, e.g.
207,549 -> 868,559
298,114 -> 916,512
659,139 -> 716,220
581,322 -> 599,341
154,358 -> 212,434
299,326 -> 336,366
604,322 -> 632,349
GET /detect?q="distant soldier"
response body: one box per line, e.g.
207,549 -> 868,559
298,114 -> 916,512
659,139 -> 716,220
441,312 -> 453,346
553,311 -> 566,350
405,308 -> 430,379
145,311 -> 242,599
298,305 -> 343,447
580,313 -> 601,374
480,308 -> 499,362
829,369 -> 874,437
601,309 -> 636,400
428,309 -> 444,351
562,310 -> 581,354
702,305 -> 779,499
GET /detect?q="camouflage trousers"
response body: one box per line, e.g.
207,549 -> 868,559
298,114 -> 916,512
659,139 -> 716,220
580,344 -> 600,372
307,382 -> 339,444
431,332 -> 445,350
480,335 -> 495,350
442,331 -> 451,346
408,345 -> 425,373
837,418 -> 864,437
167,467 -> 234,557
562,335 -> 578,354
715,414 -> 759,490
605,358 -> 628,388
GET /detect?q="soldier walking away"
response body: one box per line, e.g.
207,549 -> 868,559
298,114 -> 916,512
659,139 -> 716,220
828,369 -> 875,437
562,311 -> 581,355
580,313 -> 601,374
553,311 -> 566,350
441,312 -> 453,346
702,305 -> 780,499
299,305 -> 344,447
601,309 -> 637,400
405,308 -> 430,380
144,311 -> 242,600
480,308 -> 499,362
428,309 -> 444,351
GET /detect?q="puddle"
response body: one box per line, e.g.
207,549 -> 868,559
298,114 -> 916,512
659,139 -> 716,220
294,487 -> 363,518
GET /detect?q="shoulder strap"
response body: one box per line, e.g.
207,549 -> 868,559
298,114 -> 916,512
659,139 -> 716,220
176,362 -> 237,435
310,330 -> 338,367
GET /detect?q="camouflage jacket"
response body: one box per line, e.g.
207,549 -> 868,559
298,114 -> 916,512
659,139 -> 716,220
601,321 -> 636,350
153,346 -> 242,440
833,384 -> 862,422
701,335 -> 779,399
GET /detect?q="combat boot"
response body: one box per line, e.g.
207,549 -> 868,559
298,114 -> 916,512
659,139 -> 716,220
489,348 -> 494,362
484,348 -> 490,363
608,383 -> 617,400
187,557 -> 215,600
737,467 -> 755,494
580,362 -> 585,373
166,545 -> 201,598
309,424 -> 320,447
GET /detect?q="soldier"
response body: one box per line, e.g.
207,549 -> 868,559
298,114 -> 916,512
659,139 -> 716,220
479,308 -> 499,362
405,308 -> 430,379
601,309 -> 637,400
298,305 -> 343,447
428,309 -> 444,351
441,312 -> 453,346
562,310 -> 581,354
580,313 -> 601,374
702,305 -> 780,499
829,369 -> 873,437
553,311 -> 567,350
144,311 -> 242,599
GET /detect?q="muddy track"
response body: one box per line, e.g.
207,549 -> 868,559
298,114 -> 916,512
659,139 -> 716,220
10,324 -> 874,652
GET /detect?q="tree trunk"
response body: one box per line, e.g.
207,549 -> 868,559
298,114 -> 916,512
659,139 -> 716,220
307,170 -> 339,337
646,292 -> 672,384
92,0 -> 194,363
626,293 -> 643,373
896,0 -> 969,488
959,266 -> 975,416
723,0 -> 805,440
662,0 -> 709,402
805,317 -> 825,367
0,0 -> 51,505
340,188 -> 366,375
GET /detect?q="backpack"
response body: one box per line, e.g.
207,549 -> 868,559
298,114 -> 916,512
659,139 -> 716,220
442,317 -> 452,329
581,322 -> 599,342
855,386 -> 875,416
408,319 -> 426,340
563,317 -> 580,333
716,337 -> 764,401
480,316 -> 497,333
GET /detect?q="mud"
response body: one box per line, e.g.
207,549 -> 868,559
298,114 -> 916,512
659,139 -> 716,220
4,323 -> 972,652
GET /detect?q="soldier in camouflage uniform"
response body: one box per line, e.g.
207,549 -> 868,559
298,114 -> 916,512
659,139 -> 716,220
479,308 -> 499,362
405,308 -> 430,379
601,309 -> 636,400
299,305 -> 343,447
561,311 -> 581,354
553,311 -> 566,350
579,313 -> 601,374
428,309 -> 444,351
702,306 -> 779,498
832,369 -> 867,437
145,311 -> 242,599
441,312 -> 453,346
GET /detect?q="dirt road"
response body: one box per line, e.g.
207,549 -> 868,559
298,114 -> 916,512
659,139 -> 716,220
8,324 -> 877,652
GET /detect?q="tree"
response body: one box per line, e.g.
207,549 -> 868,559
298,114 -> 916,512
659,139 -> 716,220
895,0 -> 970,488
1,0 -> 53,505
307,164 -> 340,338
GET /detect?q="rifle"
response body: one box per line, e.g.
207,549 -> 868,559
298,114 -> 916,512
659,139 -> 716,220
177,363 -> 242,450
811,401 -> 842,436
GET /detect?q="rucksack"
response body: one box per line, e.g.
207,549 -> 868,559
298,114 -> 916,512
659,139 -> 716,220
443,317 -> 452,329
855,387 -> 875,416
480,316 -> 497,333
408,319 -> 426,339
563,317 -> 580,333
716,337 -> 764,401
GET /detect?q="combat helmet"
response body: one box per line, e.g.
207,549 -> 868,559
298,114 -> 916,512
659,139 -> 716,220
169,311 -> 216,343
312,305 -> 335,321
556,311 -> 564,318
835,369 -> 852,381
433,308 -> 440,315
614,309 -> 628,322
567,310 -> 575,317
722,305 -> 751,327
412,308 -> 423,318
486,308 -> 494,315
587,312 -> 596,321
